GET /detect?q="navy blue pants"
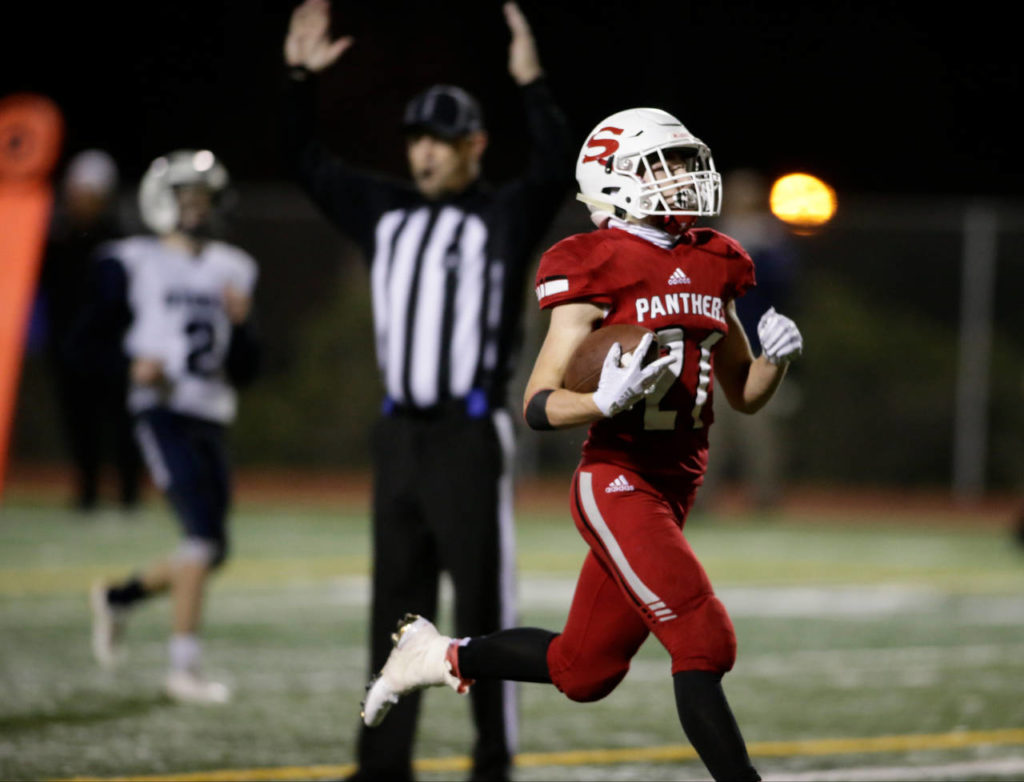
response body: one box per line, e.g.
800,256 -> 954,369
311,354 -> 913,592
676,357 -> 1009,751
133,407 -> 231,561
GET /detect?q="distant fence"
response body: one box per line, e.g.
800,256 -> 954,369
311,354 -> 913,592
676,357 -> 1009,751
11,183 -> 1024,501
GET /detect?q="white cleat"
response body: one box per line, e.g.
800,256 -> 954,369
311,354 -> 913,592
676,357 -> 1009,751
90,580 -> 126,669
165,669 -> 232,705
361,613 -> 471,728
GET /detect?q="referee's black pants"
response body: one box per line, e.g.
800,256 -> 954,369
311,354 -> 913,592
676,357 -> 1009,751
356,409 -> 517,782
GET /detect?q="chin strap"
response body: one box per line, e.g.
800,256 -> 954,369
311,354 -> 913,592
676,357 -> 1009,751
576,193 -> 647,221
577,193 -> 693,240
577,192 -> 653,226
607,216 -> 678,249
575,192 -> 612,211
575,193 -> 613,228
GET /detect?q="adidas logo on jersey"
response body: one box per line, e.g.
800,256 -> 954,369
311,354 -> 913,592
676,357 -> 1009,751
668,267 -> 691,285
605,475 -> 635,493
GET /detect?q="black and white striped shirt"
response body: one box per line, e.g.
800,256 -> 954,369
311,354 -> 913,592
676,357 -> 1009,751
284,75 -> 573,413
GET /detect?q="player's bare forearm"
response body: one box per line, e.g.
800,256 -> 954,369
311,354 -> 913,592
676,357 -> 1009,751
131,357 -> 165,388
523,356 -> 604,428
716,298 -> 786,414
523,301 -> 605,429
223,286 -> 251,325
716,345 -> 788,414
524,385 -> 604,430
738,355 -> 787,413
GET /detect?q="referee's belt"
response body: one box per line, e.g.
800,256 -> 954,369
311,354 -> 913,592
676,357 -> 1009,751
381,389 -> 491,420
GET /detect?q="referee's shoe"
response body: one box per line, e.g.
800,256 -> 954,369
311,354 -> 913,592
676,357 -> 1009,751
361,614 -> 473,727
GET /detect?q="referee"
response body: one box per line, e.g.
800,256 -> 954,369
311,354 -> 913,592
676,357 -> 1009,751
281,2 -> 573,780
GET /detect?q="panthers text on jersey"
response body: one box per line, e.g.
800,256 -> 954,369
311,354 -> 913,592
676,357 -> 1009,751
115,236 -> 258,424
535,226 -> 755,482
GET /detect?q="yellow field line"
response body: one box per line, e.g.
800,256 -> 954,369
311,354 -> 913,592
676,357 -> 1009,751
59,727 -> 1024,781
0,558 -> 370,595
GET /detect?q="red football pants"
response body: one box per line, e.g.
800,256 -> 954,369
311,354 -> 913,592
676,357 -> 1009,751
546,462 -> 737,702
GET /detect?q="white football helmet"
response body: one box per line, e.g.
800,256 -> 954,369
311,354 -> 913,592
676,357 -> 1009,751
138,149 -> 229,234
576,108 -> 721,228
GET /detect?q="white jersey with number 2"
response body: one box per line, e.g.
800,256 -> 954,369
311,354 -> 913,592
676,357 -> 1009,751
116,236 -> 258,424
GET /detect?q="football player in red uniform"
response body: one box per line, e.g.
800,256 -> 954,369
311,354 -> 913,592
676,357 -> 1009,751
360,108 -> 803,782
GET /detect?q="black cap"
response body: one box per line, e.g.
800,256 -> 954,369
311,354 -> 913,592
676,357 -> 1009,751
402,85 -> 484,140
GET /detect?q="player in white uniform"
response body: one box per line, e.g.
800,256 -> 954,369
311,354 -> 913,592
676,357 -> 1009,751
89,150 -> 260,704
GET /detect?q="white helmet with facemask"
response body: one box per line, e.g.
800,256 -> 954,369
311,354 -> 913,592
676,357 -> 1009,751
575,108 -> 721,230
138,149 -> 229,235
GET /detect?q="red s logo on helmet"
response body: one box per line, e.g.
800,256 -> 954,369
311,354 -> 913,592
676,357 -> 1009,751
582,126 -> 623,165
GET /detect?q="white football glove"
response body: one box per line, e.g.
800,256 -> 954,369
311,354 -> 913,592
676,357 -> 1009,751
592,332 -> 675,417
757,307 -> 803,365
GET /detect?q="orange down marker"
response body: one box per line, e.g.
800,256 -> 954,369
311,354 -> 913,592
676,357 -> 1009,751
0,93 -> 64,500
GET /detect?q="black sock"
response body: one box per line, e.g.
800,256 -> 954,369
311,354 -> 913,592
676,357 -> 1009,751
673,670 -> 760,782
457,627 -> 556,683
106,576 -> 148,607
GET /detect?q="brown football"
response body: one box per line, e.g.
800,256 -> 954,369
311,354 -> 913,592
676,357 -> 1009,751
563,324 -> 659,393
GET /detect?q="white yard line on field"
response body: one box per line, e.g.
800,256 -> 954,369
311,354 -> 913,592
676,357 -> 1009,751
762,756 -> 1024,781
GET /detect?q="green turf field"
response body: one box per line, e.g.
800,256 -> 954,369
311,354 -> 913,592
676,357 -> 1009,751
1,488 -> 1023,781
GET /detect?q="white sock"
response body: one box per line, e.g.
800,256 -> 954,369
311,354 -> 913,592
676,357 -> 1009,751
169,633 -> 201,672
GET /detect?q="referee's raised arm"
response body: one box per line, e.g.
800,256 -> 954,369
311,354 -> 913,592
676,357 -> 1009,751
495,2 -> 575,261
504,0 -> 574,183
279,0 -> 401,251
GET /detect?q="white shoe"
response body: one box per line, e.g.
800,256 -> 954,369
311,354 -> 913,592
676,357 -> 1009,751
361,614 -> 472,728
164,669 -> 231,705
90,580 -> 127,669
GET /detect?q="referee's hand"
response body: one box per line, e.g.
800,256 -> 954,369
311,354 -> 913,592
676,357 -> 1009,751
504,2 -> 543,85
284,0 -> 354,73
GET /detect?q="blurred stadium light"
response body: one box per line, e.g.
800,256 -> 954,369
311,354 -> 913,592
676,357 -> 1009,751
769,173 -> 838,233
8,183 -> 1024,503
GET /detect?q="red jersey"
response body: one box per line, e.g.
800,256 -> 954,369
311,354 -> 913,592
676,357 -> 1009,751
535,226 -> 756,482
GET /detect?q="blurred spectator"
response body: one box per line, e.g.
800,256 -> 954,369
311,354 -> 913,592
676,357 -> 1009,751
39,149 -> 143,513
702,169 -> 801,513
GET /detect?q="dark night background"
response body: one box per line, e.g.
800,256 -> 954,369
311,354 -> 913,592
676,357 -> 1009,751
2,0 -> 1019,197
6,1 -> 1024,490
